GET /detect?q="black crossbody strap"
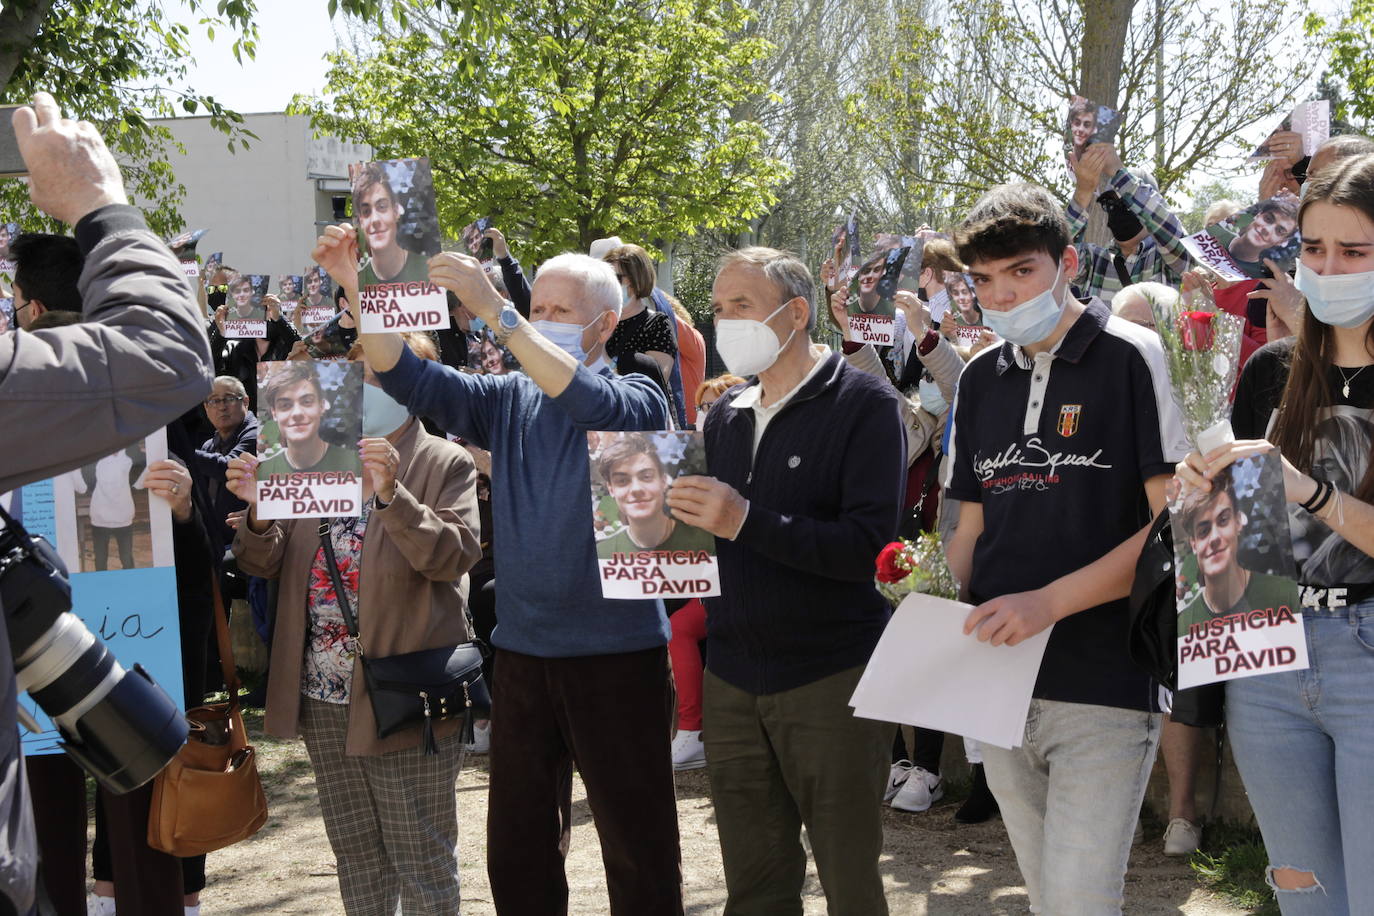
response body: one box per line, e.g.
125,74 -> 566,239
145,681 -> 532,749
317,521 -> 363,655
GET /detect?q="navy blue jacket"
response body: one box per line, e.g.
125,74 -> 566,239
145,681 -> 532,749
703,350 -> 907,695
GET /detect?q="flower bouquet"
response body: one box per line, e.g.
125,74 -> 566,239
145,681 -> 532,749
874,531 -> 958,607
1149,283 -> 1245,454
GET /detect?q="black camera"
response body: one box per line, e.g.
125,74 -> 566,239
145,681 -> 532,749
0,511 -> 187,794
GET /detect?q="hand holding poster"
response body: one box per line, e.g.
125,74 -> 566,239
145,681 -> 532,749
1170,455 -> 1306,688
589,431 -> 719,599
352,157 -> 448,332
1064,95 -> 1123,177
222,272 -> 268,338
1180,190 -> 1301,281
1249,100 -> 1331,162
254,360 -> 363,520
843,238 -> 924,348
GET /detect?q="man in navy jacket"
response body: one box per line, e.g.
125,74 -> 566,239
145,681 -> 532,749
669,247 -> 906,915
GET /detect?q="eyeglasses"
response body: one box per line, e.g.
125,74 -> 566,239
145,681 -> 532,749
207,285 -> 229,294
205,396 -> 244,407
697,401 -> 713,413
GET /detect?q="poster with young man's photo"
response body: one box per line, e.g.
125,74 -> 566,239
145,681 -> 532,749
299,266 -> 337,329
221,272 -> 269,338
461,217 -> 494,261
1064,95 -> 1123,177
1180,190 -> 1301,281
12,430 -> 182,755
254,359 -> 364,520
466,329 -> 521,376
845,238 -> 924,347
1249,100 -> 1331,162
352,156 -> 448,333
943,271 -> 987,344
1170,452 -> 1306,688
0,220 -> 17,273
588,431 -> 718,599
277,274 -> 304,317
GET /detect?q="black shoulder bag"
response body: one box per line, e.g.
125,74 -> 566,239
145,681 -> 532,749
318,521 -> 491,754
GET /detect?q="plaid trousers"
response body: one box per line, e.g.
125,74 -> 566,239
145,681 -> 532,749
298,697 -> 464,916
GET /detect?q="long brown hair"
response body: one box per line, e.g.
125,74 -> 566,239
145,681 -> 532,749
1270,153 -> 1374,502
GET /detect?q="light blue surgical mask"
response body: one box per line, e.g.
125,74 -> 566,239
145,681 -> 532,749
918,378 -> 946,416
531,312 -> 610,364
469,315 -> 486,333
362,383 -> 411,437
1294,262 -> 1374,329
622,285 -> 633,307
979,264 -> 1065,347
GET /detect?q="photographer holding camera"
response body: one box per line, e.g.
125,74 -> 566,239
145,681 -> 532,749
0,92 -> 213,915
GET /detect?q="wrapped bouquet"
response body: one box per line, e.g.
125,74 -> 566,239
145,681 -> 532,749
874,531 -> 958,607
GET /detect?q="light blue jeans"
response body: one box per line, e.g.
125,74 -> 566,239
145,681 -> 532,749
1226,598 -> 1374,914
980,699 -> 1161,915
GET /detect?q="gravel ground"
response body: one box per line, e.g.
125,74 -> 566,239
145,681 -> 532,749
198,714 -> 1256,915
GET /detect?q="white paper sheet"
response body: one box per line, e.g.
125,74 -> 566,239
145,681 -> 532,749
850,593 -> 1053,749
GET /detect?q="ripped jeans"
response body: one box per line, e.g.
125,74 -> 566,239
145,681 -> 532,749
1226,598 -> 1374,915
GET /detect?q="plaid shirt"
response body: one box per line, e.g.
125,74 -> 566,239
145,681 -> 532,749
1066,168 -> 1192,299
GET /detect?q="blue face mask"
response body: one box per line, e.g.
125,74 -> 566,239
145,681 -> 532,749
1294,262 -> 1374,329
470,315 -> 486,333
531,312 -> 610,364
622,285 -> 633,307
978,263 -> 1065,347
918,378 -> 946,416
362,383 -> 411,437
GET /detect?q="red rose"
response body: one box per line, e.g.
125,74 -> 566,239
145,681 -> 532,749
1179,310 -> 1215,351
875,542 -> 910,583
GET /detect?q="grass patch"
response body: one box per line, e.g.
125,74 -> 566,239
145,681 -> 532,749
1190,821 -> 1278,915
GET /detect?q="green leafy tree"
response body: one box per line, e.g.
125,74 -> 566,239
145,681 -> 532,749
292,0 -> 787,261
1306,1 -> 1374,126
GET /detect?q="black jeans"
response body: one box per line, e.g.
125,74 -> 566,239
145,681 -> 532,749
486,646 -> 683,915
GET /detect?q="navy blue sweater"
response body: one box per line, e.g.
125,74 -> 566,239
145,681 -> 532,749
703,350 -> 907,694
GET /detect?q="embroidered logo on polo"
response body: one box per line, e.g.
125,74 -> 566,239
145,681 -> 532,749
972,436 -> 1113,494
788,455 -> 801,468
1057,404 -> 1082,438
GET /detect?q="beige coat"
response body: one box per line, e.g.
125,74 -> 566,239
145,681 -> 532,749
234,419 -> 482,755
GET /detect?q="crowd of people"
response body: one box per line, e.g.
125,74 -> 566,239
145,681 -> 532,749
4,87 -> 1374,916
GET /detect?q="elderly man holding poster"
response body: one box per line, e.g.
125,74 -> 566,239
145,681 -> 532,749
312,224 -> 681,916
666,247 -> 907,915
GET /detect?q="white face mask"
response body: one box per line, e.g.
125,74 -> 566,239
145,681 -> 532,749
979,263 -> 1066,347
362,383 -> 411,437
917,377 -> 946,416
1294,262 -> 1374,329
715,300 -> 797,377
531,312 -> 609,364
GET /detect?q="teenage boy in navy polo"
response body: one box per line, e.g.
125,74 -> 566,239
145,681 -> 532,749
942,184 -> 1188,915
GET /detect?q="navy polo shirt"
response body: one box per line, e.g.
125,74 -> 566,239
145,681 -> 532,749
944,298 -> 1189,711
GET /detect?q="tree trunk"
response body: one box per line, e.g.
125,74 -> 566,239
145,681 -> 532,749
1078,0 -> 1138,109
1078,0 -> 1139,250
0,0 -> 56,95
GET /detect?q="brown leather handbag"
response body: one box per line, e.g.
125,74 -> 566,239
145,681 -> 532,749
147,576 -> 268,856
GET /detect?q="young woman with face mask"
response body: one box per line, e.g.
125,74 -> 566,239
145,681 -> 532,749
1175,153 -> 1374,913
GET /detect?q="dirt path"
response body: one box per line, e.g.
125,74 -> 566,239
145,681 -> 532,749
203,715 -> 1255,914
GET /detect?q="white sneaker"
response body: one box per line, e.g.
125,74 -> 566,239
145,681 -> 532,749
1162,817 -> 1202,856
890,766 -> 943,812
885,760 -> 913,802
464,720 -> 491,754
671,729 -> 706,770
87,895 -> 116,916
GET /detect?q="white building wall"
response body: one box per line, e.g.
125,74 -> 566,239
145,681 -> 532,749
153,112 -> 369,277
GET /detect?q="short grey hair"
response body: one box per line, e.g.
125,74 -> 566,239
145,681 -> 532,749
211,375 -> 248,399
717,246 -> 816,331
535,252 -> 623,318
1111,281 -> 1178,322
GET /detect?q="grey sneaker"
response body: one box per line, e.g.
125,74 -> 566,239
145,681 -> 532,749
890,766 -> 943,812
1162,817 -> 1202,856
